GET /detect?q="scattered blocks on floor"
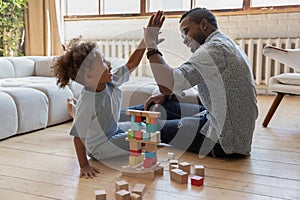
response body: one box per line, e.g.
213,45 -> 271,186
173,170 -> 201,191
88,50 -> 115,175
95,190 -> 106,200
115,189 -> 130,200
115,180 -> 129,191
170,168 -> 188,184
132,183 -> 146,197
130,192 -> 142,200
154,165 -> 164,175
179,162 -> 191,174
194,165 -> 205,177
191,175 -> 204,186
167,152 -> 175,160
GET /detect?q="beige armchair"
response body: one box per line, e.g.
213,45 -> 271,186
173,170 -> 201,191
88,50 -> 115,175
262,46 -> 300,127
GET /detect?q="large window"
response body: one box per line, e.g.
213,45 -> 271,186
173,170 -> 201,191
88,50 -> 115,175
195,0 -> 243,10
65,0 -> 300,18
251,0 -> 300,7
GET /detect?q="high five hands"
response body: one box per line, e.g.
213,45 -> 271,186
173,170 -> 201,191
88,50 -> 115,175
144,10 -> 165,49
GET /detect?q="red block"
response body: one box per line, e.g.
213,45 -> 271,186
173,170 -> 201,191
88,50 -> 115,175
136,116 -> 142,122
135,131 -> 142,140
191,175 -> 204,186
130,149 -> 142,156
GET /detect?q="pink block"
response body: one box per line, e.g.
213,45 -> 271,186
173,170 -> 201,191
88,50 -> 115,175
150,118 -> 157,124
143,158 -> 153,168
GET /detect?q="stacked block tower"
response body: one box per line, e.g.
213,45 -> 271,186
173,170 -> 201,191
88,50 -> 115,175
121,109 -> 162,180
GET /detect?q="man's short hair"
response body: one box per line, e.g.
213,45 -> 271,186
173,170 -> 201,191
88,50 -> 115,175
179,7 -> 218,29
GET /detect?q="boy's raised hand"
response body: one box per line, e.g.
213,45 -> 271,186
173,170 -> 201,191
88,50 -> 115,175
80,165 -> 100,179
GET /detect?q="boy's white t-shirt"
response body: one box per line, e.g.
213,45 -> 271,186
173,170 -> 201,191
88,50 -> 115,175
70,65 -> 130,154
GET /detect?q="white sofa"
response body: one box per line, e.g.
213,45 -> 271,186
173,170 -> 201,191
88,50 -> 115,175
0,56 -> 198,140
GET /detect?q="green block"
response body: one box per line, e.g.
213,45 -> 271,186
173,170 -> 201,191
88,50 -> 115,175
146,124 -> 157,133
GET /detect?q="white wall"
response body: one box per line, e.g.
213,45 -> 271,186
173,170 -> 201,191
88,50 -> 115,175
64,12 -> 300,41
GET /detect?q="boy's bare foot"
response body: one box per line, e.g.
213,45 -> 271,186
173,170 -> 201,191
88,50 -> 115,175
67,97 -> 77,118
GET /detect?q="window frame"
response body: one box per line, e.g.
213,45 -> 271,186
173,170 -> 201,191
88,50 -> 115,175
64,0 -> 300,20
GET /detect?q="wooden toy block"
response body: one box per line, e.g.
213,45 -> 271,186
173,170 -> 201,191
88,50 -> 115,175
130,193 -> 142,200
115,189 -> 130,200
95,190 -> 106,200
143,158 -> 154,168
115,180 -> 129,191
146,116 -> 151,123
143,143 -> 157,152
167,152 -> 175,160
141,111 -> 160,118
154,165 -> 164,175
126,109 -> 142,116
169,159 -> 178,167
135,115 -> 142,122
129,141 -> 142,151
127,129 -> 135,139
122,170 -> 155,180
191,175 -> 204,186
129,156 -> 142,166
148,111 -> 161,118
170,169 -> 188,184
150,118 -> 157,124
150,131 -> 160,142
131,115 -> 136,122
132,183 -> 146,197
169,164 -> 178,171
194,165 -> 205,176
146,124 -> 157,133
144,151 -> 156,159
131,122 -> 143,131
130,149 -> 142,156
179,162 -> 191,174
135,130 -> 143,140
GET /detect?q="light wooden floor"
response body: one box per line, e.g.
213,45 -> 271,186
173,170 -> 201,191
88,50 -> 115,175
0,95 -> 299,200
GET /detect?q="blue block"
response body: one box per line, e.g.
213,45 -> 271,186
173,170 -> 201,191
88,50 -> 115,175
131,122 -> 142,131
131,115 -> 136,122
144,151 -> 156,158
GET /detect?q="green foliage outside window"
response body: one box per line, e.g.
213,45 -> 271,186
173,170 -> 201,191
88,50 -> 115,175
0,0 -> 29,56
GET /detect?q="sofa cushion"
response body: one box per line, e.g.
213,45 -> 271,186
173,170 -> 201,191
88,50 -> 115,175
0,58 -> 15,78
1,87 -> 49,134
275,73 -> 300,86
0,91 -> 18,139
34,58 -> 55,77
6,57 -> 35,78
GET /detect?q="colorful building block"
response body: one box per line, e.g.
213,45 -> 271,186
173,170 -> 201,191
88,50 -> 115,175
127,129 -> 135,139
146,124 -> 157,133
191,175 -> 204,186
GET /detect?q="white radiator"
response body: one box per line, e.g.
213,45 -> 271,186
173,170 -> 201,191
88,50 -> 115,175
97,39 -> 146,77
236,38 -> 300,87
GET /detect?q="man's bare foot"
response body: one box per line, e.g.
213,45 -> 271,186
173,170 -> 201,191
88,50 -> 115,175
67,97 -> 77,118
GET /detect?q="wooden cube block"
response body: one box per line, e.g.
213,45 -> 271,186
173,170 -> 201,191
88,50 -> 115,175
115,189 -> 130,200
169,159 -> 178,168
170,169 -> 188,184
191,175 -> 204,186
143,143 -> 157,152
150,131 -> 160,142
167,152 -> 175,160
127,129 -> 135,139
95,190 -> 106,200
194,165 -> 205,176
115,180 -> 129,191
129,141 -> 141,151
179,162 -> 191,174
132,183 -> 146,196
169,164 -> 178,171
130,193 -> 142,200
146,124 -> 157,133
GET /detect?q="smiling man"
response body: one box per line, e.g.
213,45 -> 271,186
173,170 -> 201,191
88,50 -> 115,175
140,8 -> 258,158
